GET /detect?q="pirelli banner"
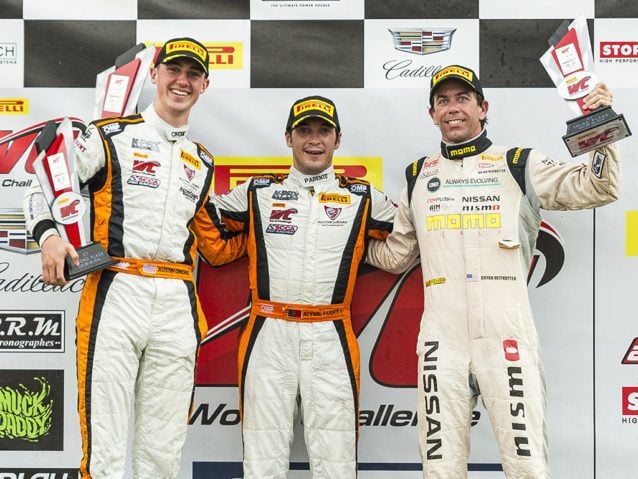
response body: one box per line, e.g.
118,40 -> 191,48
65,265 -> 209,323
1,6 -> 638,479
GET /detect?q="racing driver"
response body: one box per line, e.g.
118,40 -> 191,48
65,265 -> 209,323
212,95 -> 397,478
366,65 -> 622,478
23,37 -> 246,478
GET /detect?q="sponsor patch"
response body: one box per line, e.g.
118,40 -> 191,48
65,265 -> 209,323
179,186 -> 199,202
127,175 -> 160,188
323,206 -> 342,220
318,192 -> 350,204
349,183 -> 368,193
591,150 -> 606,178
266,224 -> 298,235
131,137 -> 160,152
272,190 -> 298,201
252,178 -> 271,186
503,339 -> 520,361
181,150 -> 201,169
101,122 -> 122,135
425,277 -> 446,287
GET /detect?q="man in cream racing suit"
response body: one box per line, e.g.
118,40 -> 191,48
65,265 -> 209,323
213,96 -> 396,478
366,65 -> 621,478
23,38 -> 245,478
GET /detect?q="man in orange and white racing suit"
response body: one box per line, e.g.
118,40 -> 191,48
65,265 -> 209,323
213,95 -> 397,478
366,65 -> 621,478
23,37 -> 246,478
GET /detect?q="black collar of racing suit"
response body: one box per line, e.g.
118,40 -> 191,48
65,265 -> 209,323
440,129 -> 492,160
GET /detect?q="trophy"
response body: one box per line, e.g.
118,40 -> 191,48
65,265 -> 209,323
540,15 -> 631,157
93,43 -> 156,120
33,119 -> 116,280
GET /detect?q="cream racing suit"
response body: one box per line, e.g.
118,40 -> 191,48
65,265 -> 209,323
366,130 -> 621,478
23,105 -> 246,479
213,165 -> 396,478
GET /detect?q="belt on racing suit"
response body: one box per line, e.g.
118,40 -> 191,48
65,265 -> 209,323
251,299 -> 348,323
107,257 -> 194,280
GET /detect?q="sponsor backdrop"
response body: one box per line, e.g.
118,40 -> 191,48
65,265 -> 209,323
1,0 -> 637,477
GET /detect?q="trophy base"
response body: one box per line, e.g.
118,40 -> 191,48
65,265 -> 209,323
64,243 -> 117,280
563,106 -> 632,157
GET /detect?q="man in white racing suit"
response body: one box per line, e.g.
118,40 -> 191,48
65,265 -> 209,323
366,65 -> 621,478
213,95 -> 397,478
23,38 -> 246,478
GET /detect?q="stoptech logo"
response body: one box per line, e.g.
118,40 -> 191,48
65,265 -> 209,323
0,43 -> 17,63
600,41 -> 638,58
0,99 -> 28,115
206,43 -> 243,70
622,338 -> 638,365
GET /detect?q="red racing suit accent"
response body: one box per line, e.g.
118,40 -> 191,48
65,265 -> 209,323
366,130 -> 621,479
213,165 -> 396,478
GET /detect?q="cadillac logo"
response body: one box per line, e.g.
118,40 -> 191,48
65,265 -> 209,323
389,28 -> 457,55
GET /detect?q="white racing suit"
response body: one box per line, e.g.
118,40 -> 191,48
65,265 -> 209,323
213,166 -> 396,478
23,105 -> 246,478
366,130 -> 621,478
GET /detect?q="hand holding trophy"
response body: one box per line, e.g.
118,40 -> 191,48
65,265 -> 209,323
32,119 -> 116,280
540,15 -> 631,156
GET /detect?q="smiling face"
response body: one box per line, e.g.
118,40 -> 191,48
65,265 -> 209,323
429,79 -> 488,144
285,118 -> 341,175
150,57 -> 209,127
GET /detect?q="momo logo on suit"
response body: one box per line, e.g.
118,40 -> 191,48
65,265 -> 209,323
0,370 -> 64,450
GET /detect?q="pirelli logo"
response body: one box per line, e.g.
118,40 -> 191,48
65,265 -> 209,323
318,193 -> 350,204
213,157 -> 383,194
207,43 -> 243,69
426,277 -> 446,287
180,150 -> 201,169
0,99 -> 28,115
449,145 -> 476,157
166,40 -> 207,63
295,99 -> 334,116
628,211 -> 638,256
432,65 -> 473,86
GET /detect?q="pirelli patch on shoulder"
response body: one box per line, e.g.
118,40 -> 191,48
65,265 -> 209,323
592,150 -> 606,179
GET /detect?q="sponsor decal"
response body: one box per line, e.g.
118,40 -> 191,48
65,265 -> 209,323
622,387 -> 638,418
622,338 -> 638,365
591,150 -> 606,178
323,205 -> 342,220
132,159 -> 160,175
180,150 -> 201,170
0,210 -> 38,254
481,275 -> 516,281
508,367 -> 531,456
426,213 -> 501,231
421,341 -> 442,459
100,123 -> 121,135
577,126 -> 620,152
0,43 -> 17,64
131,137 -> 159,152
349,183 -> 367,194
557,71 -> 597,100
425,277 -> 445,287
626,211 -> 638,257
0,370 -> 64,450
207,43 -> 244,70
303,172 -> 330,184
388,28 -> 456,56
427,177 -> 440,192
503,339 -> 520,361
127,175 -> 160,188
318,192 -> 350,204
444,177 -> 500,187
170,130 -> 186,138
165,39 -> 207,64
265,224 -> 298,235
0,470 -> 78,479
0,99 -> 28,115
432,65 -> 474,86
252,178 -> 271,187
272,190 -> 298,201
270,208 -> 297,221
183,165 -> 196,182
294,99 -> 334,117
600,41 -> 638,63
0,311 -> 64,352
179,186 -> 198,202
198,149 -> 212,165
449,145 -> 476,158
